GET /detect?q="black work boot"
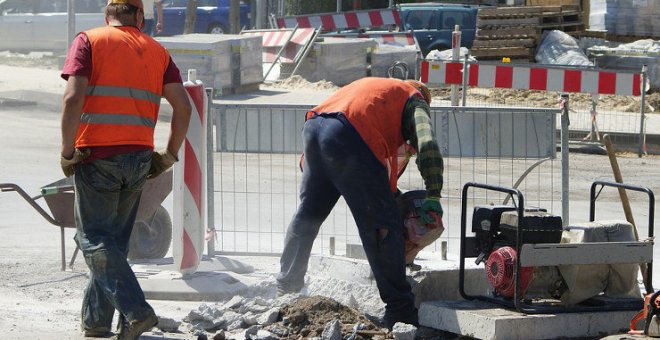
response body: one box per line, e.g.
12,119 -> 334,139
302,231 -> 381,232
383,309 -> 419,330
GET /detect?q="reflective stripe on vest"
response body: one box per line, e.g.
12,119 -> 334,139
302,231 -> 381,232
309,78 -> 422,192
76,26 -> 170,148
86,85 -> 162,105
81,112 -> 156,128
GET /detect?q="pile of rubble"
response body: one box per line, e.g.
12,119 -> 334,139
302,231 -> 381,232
153,294 -> 430,340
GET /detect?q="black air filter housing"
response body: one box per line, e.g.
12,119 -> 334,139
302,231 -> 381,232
471,205 -> 517,233
499,210 -> 563,244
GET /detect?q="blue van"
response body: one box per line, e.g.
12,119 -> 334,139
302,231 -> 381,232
158,0 -> 250,36
398,3 -> 479,57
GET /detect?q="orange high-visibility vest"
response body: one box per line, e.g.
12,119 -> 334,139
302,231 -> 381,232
307,77 -> 423,192
75,26 -> 170,148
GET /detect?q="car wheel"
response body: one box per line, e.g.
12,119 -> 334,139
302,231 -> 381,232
128,205 -> 172,260
208,23 -> 226,34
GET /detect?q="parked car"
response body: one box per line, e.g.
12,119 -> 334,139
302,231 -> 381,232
158,0 -> 251,36
397,3 -> 480,57
0,0 -> 105,52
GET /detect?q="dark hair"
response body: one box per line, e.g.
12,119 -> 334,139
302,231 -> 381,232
105,3 -> 140,19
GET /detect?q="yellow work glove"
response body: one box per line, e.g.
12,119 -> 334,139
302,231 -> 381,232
148,149 -> 178,179
60,148 -> 90,177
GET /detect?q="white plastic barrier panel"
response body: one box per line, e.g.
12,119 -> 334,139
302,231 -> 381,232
173,70 -> 207,275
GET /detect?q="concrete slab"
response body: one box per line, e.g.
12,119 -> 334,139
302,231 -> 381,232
419,299 -> 638,340
133,256 -> 267,301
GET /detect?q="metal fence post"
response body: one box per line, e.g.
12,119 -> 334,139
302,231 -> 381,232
560,93 -> 570,227
639,65 -> 648,157
461,54 -> 469,106
450,25 -> 461,106
206,88 -> 215,257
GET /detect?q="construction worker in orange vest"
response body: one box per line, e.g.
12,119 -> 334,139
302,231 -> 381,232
277,77 -> 444,329
59,0 -> 191,338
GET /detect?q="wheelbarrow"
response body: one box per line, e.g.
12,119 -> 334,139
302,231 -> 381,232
0,171 -> 173,271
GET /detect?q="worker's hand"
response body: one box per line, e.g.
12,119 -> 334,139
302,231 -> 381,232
419,196 -> 443,225
148,149 -> 178,179
60,148 -> 90,177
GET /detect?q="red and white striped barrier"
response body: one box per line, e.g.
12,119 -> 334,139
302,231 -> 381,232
276,8 -> 400,30
323,31 -> 416,47
420,61 -> 642,96
242,28 -> 316,63
173,70 -> 207,275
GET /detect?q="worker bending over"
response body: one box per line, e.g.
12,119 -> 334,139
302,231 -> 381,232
277,77 -> 444,329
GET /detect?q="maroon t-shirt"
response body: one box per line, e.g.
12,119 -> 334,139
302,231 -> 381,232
61,31 -> 183,162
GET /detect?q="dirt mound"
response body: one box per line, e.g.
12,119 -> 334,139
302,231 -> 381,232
267,75 -> 340,91
265,296 -> 384,339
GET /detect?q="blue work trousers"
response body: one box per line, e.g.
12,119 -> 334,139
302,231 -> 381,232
74,150 -> 155,331
277,114 -> 416,320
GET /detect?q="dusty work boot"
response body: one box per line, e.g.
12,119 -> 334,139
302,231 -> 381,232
83,326 -> 113,337
383,309 -> 419,330
113,313 -> 158,340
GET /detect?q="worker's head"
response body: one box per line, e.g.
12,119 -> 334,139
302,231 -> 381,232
105,0 -> 144,29
405,79 -> 432,105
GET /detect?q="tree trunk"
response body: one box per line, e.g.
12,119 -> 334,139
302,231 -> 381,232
229,0 -> 240,33
184,0 -> 197,34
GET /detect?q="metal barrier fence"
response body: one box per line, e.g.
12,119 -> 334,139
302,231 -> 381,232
211,103 -> 561,256
460,88 -> 644,148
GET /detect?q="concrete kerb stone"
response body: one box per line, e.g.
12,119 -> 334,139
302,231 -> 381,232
419,299 -> 636,339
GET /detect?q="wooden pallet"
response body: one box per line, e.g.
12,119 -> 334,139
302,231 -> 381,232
470,47 -> 534,59
476,27 -> 540,40
472,38 -> 536,48
526,0 -> 579,6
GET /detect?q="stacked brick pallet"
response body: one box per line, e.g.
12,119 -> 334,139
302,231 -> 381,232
472,5 -> 584,62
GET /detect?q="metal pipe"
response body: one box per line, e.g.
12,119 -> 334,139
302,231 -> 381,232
560,93 -> 570,227
206,87 -> 215,257
337,0 -> 341,12
639,65 -> 648,157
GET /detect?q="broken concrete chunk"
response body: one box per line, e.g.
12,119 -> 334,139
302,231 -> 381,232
321,319 -> 342,340
224,296 -> 245,310
392,322 -> 417,340
242,311 -> 258,326
157,316 -> 182,332
256,307 -> 280,326
252,329 -> 279,340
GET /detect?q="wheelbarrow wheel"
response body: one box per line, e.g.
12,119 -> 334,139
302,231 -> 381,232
128,205 -> 172,260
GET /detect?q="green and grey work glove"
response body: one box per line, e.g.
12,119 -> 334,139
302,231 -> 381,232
419,196 -> 443,225
148,149 -> 178,179
60,148 -> 91,177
